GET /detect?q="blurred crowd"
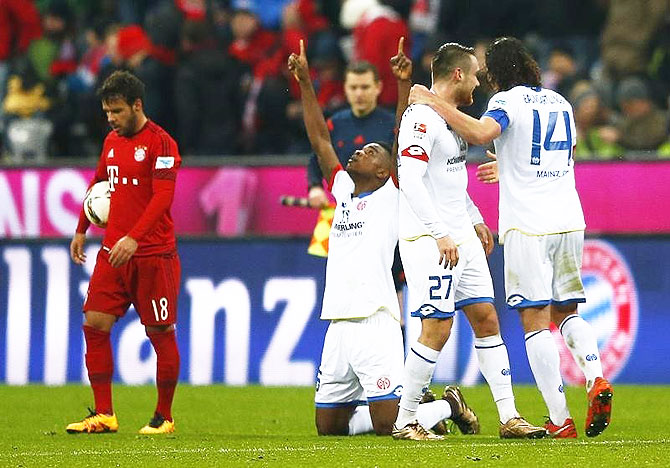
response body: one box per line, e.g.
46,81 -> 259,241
1,0 -> 669,162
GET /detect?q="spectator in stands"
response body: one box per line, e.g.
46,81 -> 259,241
228,8 -> 279,71
613,77 -> 668,155
232,0 -> 293,30
543,44 -> 586,101
411,33 -> 444,88
408,0 -> 440,60
144,0 -> 208,67
116,24 -> 175,133
27,2 -> 76,84
570,82 -> 623,160
341,0 -> 410,108
1,58 -> 52,161
0,0 -> 42,120
601,0 -> 669,81
175,20 -> 243,155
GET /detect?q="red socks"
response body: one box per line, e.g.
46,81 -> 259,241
83,325 -> 114,415
83,325 -> 180,421
147,329 -> 180,421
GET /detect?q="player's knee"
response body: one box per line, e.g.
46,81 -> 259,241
473,315 -> 500,337
316,420 -> 348,436
419,318 -> 452,349
146,324 -> 174,334
551,305 -> 578,326
83,311 -> 116,332
372,418 -> 394,436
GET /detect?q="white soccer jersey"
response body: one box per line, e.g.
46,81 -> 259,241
320,168 -> 400,321
484,86 -> 585,240
397,103 -> 480,245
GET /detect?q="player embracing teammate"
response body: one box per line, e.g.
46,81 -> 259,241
409,37 -> 613,439
68,71 -> 182,435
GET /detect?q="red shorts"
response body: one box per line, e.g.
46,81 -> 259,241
84,248 -> 181,326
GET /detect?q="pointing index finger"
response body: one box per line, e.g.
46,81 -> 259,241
397,36 -> 404,55
300,39 -> 305,57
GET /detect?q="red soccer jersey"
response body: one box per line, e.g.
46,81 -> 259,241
77,120 -> 181,256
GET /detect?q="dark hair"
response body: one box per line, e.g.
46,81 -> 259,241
97,70 -> 145,105
370,141 -> 394,169
345,61 -> 380,82
485,37 -> 541,91
373,141 -> 392,156
431,43 -> 475,81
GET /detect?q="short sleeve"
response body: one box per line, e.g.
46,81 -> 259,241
330,167 -> 354,200
484,91 -> 513,132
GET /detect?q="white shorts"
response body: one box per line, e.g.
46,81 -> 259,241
315,309 -> 403,407
503,229 -> 586,309
400,236 -> 494,319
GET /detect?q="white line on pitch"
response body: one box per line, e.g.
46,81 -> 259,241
3,439 -> 669,458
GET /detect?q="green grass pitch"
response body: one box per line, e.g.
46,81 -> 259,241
0,384 -> 668,467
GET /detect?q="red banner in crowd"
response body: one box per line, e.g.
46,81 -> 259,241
1,162 -> 669,238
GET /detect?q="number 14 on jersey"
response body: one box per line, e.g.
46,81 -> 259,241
531,110 -> 573,166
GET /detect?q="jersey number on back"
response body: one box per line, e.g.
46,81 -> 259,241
531,110 -> 572,166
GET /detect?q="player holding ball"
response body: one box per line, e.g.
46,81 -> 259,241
67,70 -> 182,435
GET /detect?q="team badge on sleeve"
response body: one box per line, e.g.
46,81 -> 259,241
401,145 -> 429,162
413,122 -> 427,133
155,156 -> 175,169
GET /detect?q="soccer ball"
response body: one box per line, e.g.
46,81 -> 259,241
83,181 -> 111,227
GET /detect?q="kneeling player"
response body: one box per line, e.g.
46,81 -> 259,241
289,40 -> 478,437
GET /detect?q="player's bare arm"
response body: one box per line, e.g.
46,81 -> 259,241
70,233 -> 87,265
476,150 -> 499,184
390,36 -> 412,182
409,84 -> 502,146
289,39 -> 339,179
390,36 -> 412,124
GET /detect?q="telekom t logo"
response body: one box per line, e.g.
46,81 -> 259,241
107,165 -> 119,192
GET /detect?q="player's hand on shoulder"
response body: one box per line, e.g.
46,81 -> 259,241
474,223 -> 494,256
70,233 -> 87,265
476,151 -> 498,184
390,36 -> 412,81
436,235 -> 459,269
409,84 -> 439,107
288,39 -> 310,83
308,186 -> 328,209
108,235 -> 138,268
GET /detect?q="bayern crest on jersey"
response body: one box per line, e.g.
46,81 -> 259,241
134,145 -> 147,161
551,239 -> 638,384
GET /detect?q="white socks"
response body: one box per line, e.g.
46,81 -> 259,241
416,399 -> 451,430
525,329 -> 571,426
474,334 -> 520,423
348,405 -> 374,435
395,341 -> 440,428
559,314 -> 603,391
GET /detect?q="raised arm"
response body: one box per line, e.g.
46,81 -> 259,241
390,36 -> 412,128
409,84 -> 502,146
288,40 -> 340,179
389,36 -> 412,185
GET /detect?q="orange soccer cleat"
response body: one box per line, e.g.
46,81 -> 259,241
138,413 -> 175,434
544,417 -> 577,438
66,409 -> 118,433
585,377 -> 613,437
